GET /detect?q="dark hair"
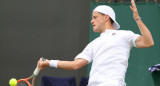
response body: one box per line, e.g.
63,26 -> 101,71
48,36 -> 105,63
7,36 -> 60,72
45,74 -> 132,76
99,12 -> 114,24
110,18 -> 114,24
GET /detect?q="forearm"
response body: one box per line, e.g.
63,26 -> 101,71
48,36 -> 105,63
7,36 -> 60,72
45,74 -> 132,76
38,58 -> 88,70
136,19 -> 154,46
130,0 -> 154,47
57,61 -> 79,70
50,59 -> 88,70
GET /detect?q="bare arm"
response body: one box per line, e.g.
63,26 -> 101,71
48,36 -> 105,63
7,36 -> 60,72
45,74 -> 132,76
57,59 -> 88,70
130,0 -> 154,48
37,57 -> 88,70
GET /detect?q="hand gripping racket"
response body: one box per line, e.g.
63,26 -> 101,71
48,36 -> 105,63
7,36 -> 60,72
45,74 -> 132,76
16,58 -> 46,86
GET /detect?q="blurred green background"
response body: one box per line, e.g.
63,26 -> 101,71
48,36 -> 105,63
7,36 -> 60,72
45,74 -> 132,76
89,1 -> 160,86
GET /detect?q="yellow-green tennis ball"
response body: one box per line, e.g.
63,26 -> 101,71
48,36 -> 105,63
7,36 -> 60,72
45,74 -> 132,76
9,78 -> 17,86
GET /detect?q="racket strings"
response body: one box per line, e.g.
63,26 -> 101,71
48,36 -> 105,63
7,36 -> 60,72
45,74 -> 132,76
17,81 -> 29,86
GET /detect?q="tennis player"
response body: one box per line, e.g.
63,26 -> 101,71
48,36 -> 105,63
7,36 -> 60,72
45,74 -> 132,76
37,0 -> 154,86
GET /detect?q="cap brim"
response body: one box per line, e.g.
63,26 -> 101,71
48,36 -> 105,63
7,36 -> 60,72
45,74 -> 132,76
113,20 -> 120,30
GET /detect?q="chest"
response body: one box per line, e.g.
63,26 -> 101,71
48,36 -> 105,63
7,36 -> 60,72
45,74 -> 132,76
92,33 -> 131,53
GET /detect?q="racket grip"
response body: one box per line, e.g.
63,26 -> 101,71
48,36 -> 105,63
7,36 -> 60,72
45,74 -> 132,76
33,67 -> 39,76
33,58 -> 46,76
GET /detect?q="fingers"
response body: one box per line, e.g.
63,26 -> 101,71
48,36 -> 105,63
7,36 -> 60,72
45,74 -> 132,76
37,57 -> 49,70
40,57 -> 43,61
130,0 -> 140,21
131,0 -> 136,9
130,5 -> 133,11
130,0 -> 138,14
37,57 -> 43,70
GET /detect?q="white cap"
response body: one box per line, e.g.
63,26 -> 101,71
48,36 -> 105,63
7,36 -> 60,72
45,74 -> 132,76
93,5 -> 120,30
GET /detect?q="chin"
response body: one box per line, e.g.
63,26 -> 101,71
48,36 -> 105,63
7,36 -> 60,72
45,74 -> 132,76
93,28 -> 99,33
93,29 -> 99,33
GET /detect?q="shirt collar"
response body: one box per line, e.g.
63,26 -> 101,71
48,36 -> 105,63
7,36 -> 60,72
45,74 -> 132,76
100,29 -> 117,36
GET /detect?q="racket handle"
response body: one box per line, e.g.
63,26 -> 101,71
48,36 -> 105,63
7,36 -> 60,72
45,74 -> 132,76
33,58 -> 46,76
33,67 -> 39,76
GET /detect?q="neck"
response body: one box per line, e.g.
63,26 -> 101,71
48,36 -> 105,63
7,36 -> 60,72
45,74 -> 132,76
100,23 -> 114,33
105,25 -> 114,30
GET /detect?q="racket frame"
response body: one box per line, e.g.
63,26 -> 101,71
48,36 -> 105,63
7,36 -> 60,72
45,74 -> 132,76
16,58 -> 45,86
17,76 -> 32,86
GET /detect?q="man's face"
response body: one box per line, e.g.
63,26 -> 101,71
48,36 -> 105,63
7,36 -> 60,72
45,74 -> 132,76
91,12 -> 107,33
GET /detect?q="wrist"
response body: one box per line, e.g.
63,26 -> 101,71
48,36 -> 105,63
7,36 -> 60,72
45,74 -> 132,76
49,60 -> 59,68
135,17 -> 141,21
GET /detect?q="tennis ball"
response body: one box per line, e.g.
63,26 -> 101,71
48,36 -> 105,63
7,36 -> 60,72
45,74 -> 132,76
9,78 -> 17,86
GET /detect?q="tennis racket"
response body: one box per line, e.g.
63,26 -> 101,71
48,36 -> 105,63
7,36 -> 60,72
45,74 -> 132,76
16,58 -> 46,86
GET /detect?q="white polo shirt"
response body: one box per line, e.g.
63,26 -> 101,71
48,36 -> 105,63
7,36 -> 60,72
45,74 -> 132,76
75,29 -> 140,86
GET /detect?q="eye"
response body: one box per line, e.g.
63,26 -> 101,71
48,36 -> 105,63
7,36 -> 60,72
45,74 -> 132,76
93,16 -> 97,19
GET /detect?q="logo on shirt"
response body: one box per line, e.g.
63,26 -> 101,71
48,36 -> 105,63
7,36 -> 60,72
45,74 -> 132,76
112,33 -> 116,36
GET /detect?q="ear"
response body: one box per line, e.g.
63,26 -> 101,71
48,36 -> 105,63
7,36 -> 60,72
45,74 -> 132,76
104,15 -> 110,22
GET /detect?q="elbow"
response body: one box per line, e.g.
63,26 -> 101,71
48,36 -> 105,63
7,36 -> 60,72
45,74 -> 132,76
145,41 -> 154,48
148,38 -> 154,47
148,41 -> 154,47
70,59 -> 87,70
72,66 -> 80,70
150,41 -> 154,47
72,64 -> 81,70
71,62 -> 81,70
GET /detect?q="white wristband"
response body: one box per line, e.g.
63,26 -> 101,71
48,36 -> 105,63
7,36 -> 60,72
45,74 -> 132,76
49,60 -> 59,68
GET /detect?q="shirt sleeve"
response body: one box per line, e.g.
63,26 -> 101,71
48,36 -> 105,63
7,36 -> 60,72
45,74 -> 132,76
129,31 -> 141,47
74,41 -> 93,63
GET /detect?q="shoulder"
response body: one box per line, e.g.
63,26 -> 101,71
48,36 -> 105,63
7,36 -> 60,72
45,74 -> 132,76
116,30 -> 136,38
86,37 -> 100,47
117,30 -> 134,34
90,36 -> 101,42
116,30 -> 139,41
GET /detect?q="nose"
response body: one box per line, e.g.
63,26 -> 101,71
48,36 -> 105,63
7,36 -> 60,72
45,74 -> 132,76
91,19 -> 94,24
